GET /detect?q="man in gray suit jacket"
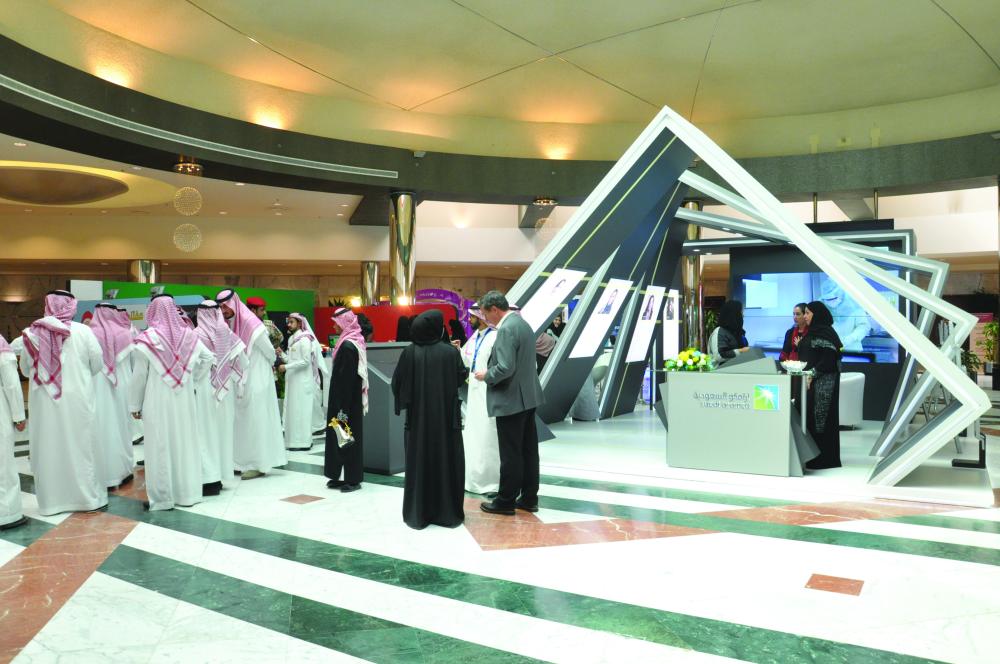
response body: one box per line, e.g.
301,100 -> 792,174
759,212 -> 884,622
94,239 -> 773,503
474,291 -> 544,515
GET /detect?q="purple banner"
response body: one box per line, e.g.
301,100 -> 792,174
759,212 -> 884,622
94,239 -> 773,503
416,288 -> 476,336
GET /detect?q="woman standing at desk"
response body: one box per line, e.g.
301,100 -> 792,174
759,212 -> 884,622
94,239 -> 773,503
801,301 -> 843,470
711,300 -> 750,365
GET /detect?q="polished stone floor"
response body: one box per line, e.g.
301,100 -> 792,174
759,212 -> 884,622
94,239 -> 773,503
3,407 -> 1000,663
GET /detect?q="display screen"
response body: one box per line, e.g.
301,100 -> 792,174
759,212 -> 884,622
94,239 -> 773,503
570,278 -> 633,358
518,268 -> 587,331
736,272 -> 900,363
626,286 -> 666,363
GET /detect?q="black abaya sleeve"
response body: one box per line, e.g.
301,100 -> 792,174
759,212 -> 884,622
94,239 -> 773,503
328,343 -> 359,419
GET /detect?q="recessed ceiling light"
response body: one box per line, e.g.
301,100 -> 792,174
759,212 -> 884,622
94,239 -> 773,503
235,182 -> 245,186
336,213 -> 344,217
693,249 -> 701,252
100,262 -> 109,266
219,211 -> 228,215
337,264 -> 343,267
722,227 -> 731,232
100,210 -> 108,214
503,266 -> 510,270
12,141 -> 27,147
340,203 -> 349,207
131,165 -> 142,171
23,209 -> 32,213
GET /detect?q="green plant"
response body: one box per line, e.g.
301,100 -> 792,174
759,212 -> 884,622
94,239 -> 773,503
703,309 -> 719,340
329,297 -> 350,308
978,321 -> 999,364
962,349 -> 981,374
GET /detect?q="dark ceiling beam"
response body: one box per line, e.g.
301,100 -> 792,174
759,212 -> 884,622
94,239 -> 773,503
1,35 -> 998,208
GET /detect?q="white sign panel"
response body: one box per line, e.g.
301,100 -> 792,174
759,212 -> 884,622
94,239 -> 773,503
626,286 -> 666,363
662,289 -> 680,359
569,278 -> 633,359
518,268 -> 587,331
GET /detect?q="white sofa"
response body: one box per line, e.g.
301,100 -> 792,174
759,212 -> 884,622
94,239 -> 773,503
839,372 -> 865,428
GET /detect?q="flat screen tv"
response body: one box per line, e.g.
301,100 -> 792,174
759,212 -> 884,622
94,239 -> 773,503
735,271 -> 900,364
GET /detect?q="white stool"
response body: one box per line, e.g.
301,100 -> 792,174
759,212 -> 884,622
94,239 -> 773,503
839,372 -> 865,428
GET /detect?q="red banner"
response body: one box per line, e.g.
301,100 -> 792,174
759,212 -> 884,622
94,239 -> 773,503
313,304 -> 458,345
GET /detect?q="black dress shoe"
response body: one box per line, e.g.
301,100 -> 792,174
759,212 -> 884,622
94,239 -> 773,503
202,481 -> 223,497
340,483 -> 362,493
142,501 -> 151,511
136,460 -> 145,467
484,492 -> 499,500
480,501 -> 515,515
0,516 -> 28,530
515,501 -> 539,513
326,479 -> 346,489
289,446 -> 312,451
119,473 -> 134,487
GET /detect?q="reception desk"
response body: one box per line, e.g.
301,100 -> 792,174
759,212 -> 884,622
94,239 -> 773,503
665,359 -> 817,477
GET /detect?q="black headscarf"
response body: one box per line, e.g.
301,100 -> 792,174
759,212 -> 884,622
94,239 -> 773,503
448,319 -> 467,345
805,301 -> 843,348
357,313 -> 374,341
718,300 -> 744,335
410,310 -> 445,346
395,315 -> 412,342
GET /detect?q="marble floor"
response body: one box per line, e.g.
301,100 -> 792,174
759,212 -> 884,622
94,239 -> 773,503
4,404 -> 1000,663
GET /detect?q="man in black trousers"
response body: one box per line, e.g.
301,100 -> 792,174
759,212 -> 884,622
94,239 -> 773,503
474,291 -> 545,515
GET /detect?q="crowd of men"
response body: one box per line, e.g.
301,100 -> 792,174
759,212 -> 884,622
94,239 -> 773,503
0,289 -> 354,528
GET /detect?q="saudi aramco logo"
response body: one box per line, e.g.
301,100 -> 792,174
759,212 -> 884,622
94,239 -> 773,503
753,385 -> 779,411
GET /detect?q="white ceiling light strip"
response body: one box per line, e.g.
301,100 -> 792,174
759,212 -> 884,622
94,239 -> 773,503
0,73 -> 398,180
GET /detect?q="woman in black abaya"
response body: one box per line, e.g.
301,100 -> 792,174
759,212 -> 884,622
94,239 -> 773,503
392,310 -> 469,529
801,301 -> 843,470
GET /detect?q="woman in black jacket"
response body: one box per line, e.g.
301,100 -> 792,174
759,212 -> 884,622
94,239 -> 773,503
715,300 -> 749,363
801,301 -> 843,470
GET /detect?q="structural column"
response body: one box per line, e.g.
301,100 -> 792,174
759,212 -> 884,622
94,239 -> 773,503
126,259 -> 161,283
360,261 -> 380,305
681,200 -> 704,350
389,191 -> 416,305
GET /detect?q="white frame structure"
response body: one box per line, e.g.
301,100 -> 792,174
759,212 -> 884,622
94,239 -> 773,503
653,106 -> 989,486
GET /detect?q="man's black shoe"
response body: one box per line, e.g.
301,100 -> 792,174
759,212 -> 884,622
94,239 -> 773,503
480,501 -> 515,516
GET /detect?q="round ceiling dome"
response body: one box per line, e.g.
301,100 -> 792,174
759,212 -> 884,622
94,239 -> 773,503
0,167 -> 129,205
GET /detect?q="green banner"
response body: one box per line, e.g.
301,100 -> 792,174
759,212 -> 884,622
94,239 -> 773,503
102,281 -> 315,324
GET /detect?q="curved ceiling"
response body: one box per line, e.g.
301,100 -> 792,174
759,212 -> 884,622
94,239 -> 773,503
2,0 -> 999,160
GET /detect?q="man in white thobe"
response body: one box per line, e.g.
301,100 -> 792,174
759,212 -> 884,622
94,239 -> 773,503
90,304 -> 136,490
19,290 -> 107,516
130,295 -> 214,511
216,290 -> 286,480
280,313 -> 324,451
194,300 -> 246,496
1,334 -> 27,530
461,308 -> 500,494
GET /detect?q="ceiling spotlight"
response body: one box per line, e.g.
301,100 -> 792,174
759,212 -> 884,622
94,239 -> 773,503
12,141 -> 27,148
219,211 -> 228,215
274,211 -> 283,216
533,197 -> 557,207
337,213 -> 344,217
131,165 -> 142,171
234,182 -> 245,186
340,203 -> 349,207
23,209 -> 32,213
693,249 -> 701,252
173,156 -> 203,176
722,227 -> 731,232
